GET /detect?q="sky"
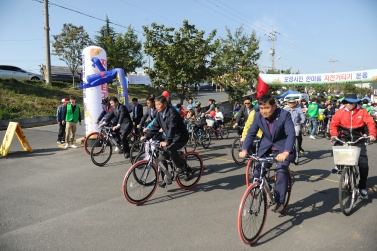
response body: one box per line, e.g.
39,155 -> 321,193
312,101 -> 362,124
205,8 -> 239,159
1,0 -> 376,75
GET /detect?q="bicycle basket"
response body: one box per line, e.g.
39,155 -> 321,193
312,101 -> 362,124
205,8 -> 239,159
332,146 -> 360,165
206,119 -> 215,127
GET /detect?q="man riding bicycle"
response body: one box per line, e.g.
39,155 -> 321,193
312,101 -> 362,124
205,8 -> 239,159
140,96 -> 189,187
239,94 -> 296,214
330,94 -> 376,199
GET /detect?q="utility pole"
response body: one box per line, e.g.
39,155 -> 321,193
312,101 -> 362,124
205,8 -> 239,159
266,27 -> 279,72
44,0 -> 52,85
329,57 -> 338,73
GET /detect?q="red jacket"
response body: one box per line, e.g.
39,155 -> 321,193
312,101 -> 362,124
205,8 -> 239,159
330,106 -> 376,139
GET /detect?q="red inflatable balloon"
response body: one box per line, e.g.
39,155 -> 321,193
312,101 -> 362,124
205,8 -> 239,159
210,110 -> 216,117
162,91 -> 170,98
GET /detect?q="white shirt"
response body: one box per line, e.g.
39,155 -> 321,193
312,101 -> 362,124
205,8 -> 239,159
215,111 -> 224,122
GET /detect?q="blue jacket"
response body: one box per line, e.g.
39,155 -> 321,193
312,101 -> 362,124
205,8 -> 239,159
284,105 -> 306,124
56,105 -> 65,122
243,108 -> 296,162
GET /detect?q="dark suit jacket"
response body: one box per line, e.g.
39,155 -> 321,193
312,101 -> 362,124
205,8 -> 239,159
236,105 -> 254,125
145,106 -> 189,145
140,107 -> 157,126
105,104 -> 132,133
130,103 -> 143,124
243,108 -> 296,162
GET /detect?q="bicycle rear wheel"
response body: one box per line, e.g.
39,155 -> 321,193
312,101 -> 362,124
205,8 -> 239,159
231,138 -> 246,165
176,152 -> 204,190
130,142 -> 144,164
84,132 -> 100,155
339,167 -> 356,216
132,150 -> 146,164
238,183 -> 268,245
123,160 -> 158,204
90,138 -> 112,166
220,127 -> 229,139
185,133 -> 197,152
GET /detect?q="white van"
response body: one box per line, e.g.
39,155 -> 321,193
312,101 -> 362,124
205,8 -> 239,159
284,93 -> 310,102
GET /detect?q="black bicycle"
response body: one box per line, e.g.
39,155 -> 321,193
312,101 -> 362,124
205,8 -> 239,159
122,140 -> 204,205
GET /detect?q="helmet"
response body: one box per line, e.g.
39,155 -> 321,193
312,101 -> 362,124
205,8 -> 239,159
318,114 -> 324,121
101,97 -> 109,104
195,101 -> 201,108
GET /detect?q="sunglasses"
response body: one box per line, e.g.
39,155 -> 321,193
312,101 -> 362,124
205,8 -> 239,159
244,102 -> 251,105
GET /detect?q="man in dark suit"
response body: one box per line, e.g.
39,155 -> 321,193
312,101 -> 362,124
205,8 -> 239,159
130,98 -> 143,135
141,96 -> 189,187
233,96 -> 253,129
138,97 -> 157,129
240,94 -> 296,214
99,97 -> 133,158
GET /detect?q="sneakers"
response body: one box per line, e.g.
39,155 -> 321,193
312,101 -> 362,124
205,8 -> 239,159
299,149 -> 305,154
272,203 -> 284,214
359,189 -> 368,199
64,143 -> 69,149
331,166 -> 339,174
70,144 -> 78,148
114,146 -> 119,152
57,141 -> 61,144
309,135 -> 316,139
124,153 -> 130,159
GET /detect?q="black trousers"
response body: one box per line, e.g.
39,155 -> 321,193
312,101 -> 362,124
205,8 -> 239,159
57,123 -> 66,142
157,140 -> 188,170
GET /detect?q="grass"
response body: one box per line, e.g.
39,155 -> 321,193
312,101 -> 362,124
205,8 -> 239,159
0,79 -> 162,120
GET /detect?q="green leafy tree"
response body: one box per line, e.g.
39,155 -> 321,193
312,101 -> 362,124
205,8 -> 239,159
52,23 -> 92,87
94,16 -> 116,55
106,25 -> 145,73
212,26 -> 261,104
143,20 -> 218,103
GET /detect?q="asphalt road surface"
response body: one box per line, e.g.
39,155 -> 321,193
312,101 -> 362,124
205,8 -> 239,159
1,119 -> 376,251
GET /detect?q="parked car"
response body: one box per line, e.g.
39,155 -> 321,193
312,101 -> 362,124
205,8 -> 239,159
39,65 -> 81,82
0,65 -> 45,81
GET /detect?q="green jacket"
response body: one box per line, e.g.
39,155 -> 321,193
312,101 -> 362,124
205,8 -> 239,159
65,103 -> 80,122
307,102 -> 319,118
362,104 -> 372,115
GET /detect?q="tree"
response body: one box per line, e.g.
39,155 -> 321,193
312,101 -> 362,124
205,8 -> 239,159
212,26 -> 261,104
143,20 -> 218,103
52,23 -> 91,87
94,16 -> 116,52
106,25 -> 145,73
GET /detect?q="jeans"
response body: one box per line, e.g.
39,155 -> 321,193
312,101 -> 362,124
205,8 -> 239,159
308,117 -> 318,136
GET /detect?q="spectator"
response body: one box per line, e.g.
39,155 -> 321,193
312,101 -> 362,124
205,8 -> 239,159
307,98 -> 319,139
63,96 -> 82,149
187,97 -> 195,110
130,98 -> 143,135
56,98 -> 68,144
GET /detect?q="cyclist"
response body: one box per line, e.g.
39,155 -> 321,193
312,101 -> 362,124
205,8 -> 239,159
139,97 -> 157,129
233,97 -> 254,130
284,98 -> 306,154
205,99 -> 216,115
322,104 -> 335,131
239,94 -> 296,214
96,97 -> 114,125
213,106 -> 224,138
187,97 -> 195,110
99,97 -> 133,158
329,94 -> 376,199
140,96 -> 189,187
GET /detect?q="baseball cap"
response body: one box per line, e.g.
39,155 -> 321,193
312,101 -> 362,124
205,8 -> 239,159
287,97 -> 297,103
61,98 -> 69,102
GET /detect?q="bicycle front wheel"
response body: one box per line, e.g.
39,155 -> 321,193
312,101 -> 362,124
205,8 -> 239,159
122,160 -> 158,205
238,183 -> 268,245
339,167 -> 356,216
245,158 -> 256,187
201,130 -> 211,148
231,138 -> 246,165
186,133 -> 197,152
176,152 -> 204,190
84,132 -> 100,155
90,138 -> 112,166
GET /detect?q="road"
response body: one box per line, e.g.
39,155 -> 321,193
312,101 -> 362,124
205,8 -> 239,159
0,110 -> 376,250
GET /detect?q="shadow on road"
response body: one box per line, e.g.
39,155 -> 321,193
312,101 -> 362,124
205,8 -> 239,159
0,148 -> 59,159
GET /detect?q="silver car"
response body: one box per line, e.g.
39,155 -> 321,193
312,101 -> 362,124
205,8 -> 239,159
0,65 -> 45,81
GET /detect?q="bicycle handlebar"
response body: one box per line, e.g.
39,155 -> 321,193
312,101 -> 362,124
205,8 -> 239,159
246,154 -> 278,163
331,135 -> 369,145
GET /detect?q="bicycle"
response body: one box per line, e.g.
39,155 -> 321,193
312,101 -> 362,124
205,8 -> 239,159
122,140 -> 204,205
324,115 -> 333,140
231,126 -> 246,165
301,119 -> 309,136
185,119 -> 211,151
129,129 -> 146,164
205,117 -> 229,139
90,125 -> 123,166
331,135 -> 369,216
83,123 -> 115,155
238,154 -> 293,245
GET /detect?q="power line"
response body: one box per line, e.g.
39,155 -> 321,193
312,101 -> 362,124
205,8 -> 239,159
0,39 -> 44,41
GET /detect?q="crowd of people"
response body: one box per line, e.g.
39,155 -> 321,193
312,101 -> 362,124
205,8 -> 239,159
56,91 -> 376,202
